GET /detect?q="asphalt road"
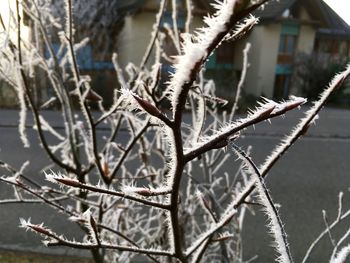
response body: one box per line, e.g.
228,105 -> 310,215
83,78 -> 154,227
0,107 -> 350,262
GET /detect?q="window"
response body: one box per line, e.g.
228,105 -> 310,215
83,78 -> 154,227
275,24 -> 298,98
273,74 -> 291,99
279,35 -> 296,55
161,11 -> 185,29
216,41 -> 235,64
277,35 -> 297,65
278,23 -> 299,64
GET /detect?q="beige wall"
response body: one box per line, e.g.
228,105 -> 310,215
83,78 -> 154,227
118,11 -> 203,68
244,24 -> 281,97
242,5 -> 318,98
118,3 -> 318,99
297,25 -> 316,54
242,23 -> 316,98
290,24 -> 316,95
297,7 -> 316,54
0,1 -> 30,42
117,13 -> 155,68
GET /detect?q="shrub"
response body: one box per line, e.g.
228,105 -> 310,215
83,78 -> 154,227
0,0 -> 349,262
294,53 -> 350,105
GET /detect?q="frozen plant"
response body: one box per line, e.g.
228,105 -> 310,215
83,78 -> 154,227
0,0 -> 350,262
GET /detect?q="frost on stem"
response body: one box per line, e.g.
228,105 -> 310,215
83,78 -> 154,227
331,245 -> 350,263
45,170 -> 80,187
76,121 -> 94,163
230,42 -> 251,118
15,68 -> 30,148
186,97 -> 281,151
168,0 -> 257,116
19,218 -> 53,237
120,184 -> 171,197
64,0 -> 74,39
229,142 -> 293,263
260,63 -> 350,175
70,208 -> 100,245
35,116 -> 65,141
119,88 -> 165,122
186,100 -> 274,150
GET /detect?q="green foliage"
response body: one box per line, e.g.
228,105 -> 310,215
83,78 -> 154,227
294,54 -> 350,105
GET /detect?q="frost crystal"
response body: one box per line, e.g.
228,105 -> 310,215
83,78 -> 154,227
169,0 -> 239,114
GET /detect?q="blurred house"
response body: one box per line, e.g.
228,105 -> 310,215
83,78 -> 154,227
0,1 -> 144,107
247,0 -> 350,99
117,0 -> 350,100
2,0 -> 349,107
0,1 -> 32,107
40,0 -> 145,107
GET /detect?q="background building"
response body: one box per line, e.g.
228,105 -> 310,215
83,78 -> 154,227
1,0 -> 349,107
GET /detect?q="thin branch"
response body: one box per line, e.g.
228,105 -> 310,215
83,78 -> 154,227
229,142 -> 293,263
47,176 -> 170,209
98,224 -> 161,263
185,0 -> 192,34
21,220 -> 173,257
140,0 -> 167,70
0,197 -> 69,204
236,63 -> 350,210
303,209 -> 350,262
323,210 -> 336,247
0,176 -> 76,217
230,42 -> 251,119
108,119 -> 151,183
330,228 -> 350,262
171,0 -> 181,52
185,97 -> 306,162
14,0 -> 78,174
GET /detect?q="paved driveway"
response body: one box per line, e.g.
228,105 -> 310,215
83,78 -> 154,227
0,107 -> 350,261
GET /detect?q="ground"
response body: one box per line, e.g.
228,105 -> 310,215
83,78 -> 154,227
0,107 -> 350,261
0,249 -> 92,263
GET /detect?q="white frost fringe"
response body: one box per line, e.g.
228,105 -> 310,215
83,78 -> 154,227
230,143 -> 293,263
169,0 -> 240,112
331,244 -> 350,263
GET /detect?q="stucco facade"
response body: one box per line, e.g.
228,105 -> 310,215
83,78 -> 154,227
117,1 -> 340,99
117,13 -> 156,68
117,8 -> 204,69
241,4 -> 322,98
0,1 -> 32,107
243,24 -> 281,97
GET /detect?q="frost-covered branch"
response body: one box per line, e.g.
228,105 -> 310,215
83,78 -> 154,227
170,0 -> 265,123
1,0 -> 349,262
303,193 -> 350,263
185,96 -> 307,162
140,0 -> 167,70
46,173 -> 170,209
229,142 -> 293,263
230,42 -> 251,118
20,219 -> 173,257
235,63 -> 350,209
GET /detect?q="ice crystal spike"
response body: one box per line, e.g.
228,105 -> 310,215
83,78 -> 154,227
169,0 -> 245,115
331,245 -> 350,263
229,142 -> 293,263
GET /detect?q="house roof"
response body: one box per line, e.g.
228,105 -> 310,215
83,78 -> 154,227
253,0 -> 297,21
315,0 -> 350,39
127,0 -> 350,39
253,0 -> 350,39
